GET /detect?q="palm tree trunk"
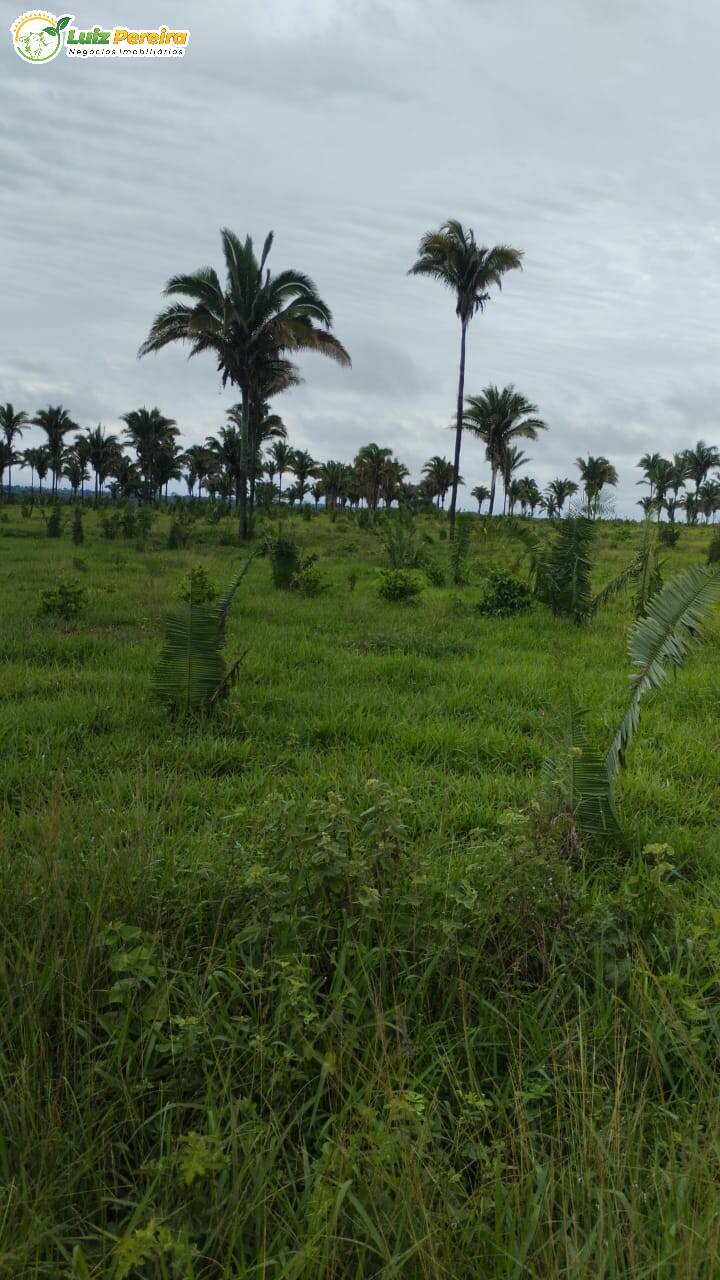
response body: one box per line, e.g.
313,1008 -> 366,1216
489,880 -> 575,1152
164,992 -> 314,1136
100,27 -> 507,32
448,321 -> 467,538
238,386 -> 250,540
489,464 -> 498,516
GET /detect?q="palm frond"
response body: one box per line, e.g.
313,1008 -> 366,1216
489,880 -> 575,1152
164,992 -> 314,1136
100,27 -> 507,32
216,552 -> 258,644
607,565 -> 720,775
152,601 -> 225,715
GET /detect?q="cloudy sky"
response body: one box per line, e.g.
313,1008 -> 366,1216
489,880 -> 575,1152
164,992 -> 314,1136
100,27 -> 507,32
3,0 -> 720,512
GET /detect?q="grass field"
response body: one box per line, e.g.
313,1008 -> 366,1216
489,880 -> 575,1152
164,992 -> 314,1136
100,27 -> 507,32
2,503 -> 720,1278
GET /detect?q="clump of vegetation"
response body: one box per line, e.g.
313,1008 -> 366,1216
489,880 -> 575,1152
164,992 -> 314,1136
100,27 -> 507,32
267,527 -> 301,588
449,514 -> 472,584
102,513 -> 121,540
71,507 -> 84,546
291,562 -> 328,596
167,518 -> 189,550
46,506 -> 62,538
658,523 -> 680,548
477,570 -> 533,617
347,570 -> 358,592
377,568 -> 423,603
707,530 -> 720,564
121,506 -> 137,539
153,555 -> 256,715
378,510 -> 426,569
180,565 -> 216,605
424,558 -> 446,587
40,579 -> 86,619
135,507 -> 153,552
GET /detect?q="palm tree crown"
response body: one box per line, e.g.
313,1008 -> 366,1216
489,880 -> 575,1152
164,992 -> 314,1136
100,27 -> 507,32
462,384 -> 546,515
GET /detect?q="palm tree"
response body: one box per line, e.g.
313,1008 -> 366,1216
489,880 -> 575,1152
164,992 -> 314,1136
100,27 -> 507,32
22,446 -> 46,496
500,444 -> 529,513
637,452 -> 664,500
78,425 -> 123,500
463,385 -> 546,515
139,228 -> 350,538
0,443 -> 21,499
354,443 -> 393,511
681,441 -> 720,492
317,460 -> 349,511
517,476 -> 542,517
226,394 -> 289,514
698,479 -> 720,523
32,405 -> 78,495
575,455 -> 618,512
290,449 -> 317,504
62,447 -> 89,499
546,477 -> 579,514
409,222 -> 523,536
379,457 -> 409,508
0,404 -> 29,497
422,456 -> 456,508
121,407 -> 178,501
206,426 -> 245,507
268,440 -> 294,500
183,445 -> 212,500
471,483 -> 491,513
111,455 -> 142,500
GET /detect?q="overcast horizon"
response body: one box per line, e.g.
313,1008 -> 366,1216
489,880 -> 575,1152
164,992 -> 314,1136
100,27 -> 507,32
3,0 -> 720,515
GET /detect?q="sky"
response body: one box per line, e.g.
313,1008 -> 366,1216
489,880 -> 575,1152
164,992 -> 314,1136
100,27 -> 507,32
3,0 -> 720,514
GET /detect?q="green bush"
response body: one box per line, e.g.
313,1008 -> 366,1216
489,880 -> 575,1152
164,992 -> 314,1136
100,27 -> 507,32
267,528 -> 301,589
377,569 -> 423,603
46,507 -> 62,538
424,559 -> 446,587
658,524 -> 680,548
477,570 -> 533,617
72,508 -> 84,546
180,566 -> 217,605
40,580 -> 86,619
707,531 -> 720,564
291,563 -> 329,596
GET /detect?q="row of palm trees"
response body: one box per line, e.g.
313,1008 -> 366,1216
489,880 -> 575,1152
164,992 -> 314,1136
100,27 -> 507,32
3,222 -> 720,524
4,394 -> 720,523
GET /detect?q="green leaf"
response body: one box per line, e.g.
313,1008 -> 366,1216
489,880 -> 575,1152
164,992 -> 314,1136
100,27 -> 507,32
607,565 -> 720,776
43,25 -> 57,35
153,600 -> 225,715
57,15 -> 72,30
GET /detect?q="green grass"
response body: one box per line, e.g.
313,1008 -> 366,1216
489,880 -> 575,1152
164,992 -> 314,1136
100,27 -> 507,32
2,502 -> 720,1277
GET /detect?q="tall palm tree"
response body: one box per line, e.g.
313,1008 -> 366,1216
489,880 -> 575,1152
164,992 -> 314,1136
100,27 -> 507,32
62,447 -> 89,499
183,445 -> 212,500
0,444 -> 20,499
139,228 -> 350,538
290,449 -> 317,504
500,444 -> 529,513
354,443 -> 393,510
121,407 -> 178,501
268,440 -> 293,500
637,452 -> 664,500
681,440 -> 720,492
575,455 -> 618,513
22,446 -> 45,496
380,457 -> 409,508
409,220 -> 523,535
78,425 -> 123,500
206,425 -> 245,507
317,460 -> 349,511
0,404 -> 29,497
463,385 -> 546,515
546,477 -> 579,514
471,483 -> 491,513
32,405 -> 78,495
422,455 -> 456,508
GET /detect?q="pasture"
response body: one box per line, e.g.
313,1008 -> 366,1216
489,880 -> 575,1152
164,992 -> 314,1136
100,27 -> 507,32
2,503 -> 720,1278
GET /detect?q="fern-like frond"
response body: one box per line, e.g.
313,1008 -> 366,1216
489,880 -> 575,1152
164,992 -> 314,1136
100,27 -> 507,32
217,551 -> 258,644
607,566 -> 720,775
152,602 -> 225,715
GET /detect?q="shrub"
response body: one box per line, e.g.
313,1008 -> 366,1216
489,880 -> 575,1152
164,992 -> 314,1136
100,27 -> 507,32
658,523 -> 680,548
378,510 -> 426,569
291,563 -> 329,596
121,506 -> 137,539
476,570 -> 533,617
267,528 -> 301,588
450,514 -> 472,585
167,519 -> 189,550
180,566 -> 217,605
72,508 -> 84,546
40,580 -> 86,619
377,569 -> 423,603
348,570 -> 358,593
102,513 -> 121,540
46,507 -> 62,538
707,531 -> 720,565
424,559 -> 446,587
